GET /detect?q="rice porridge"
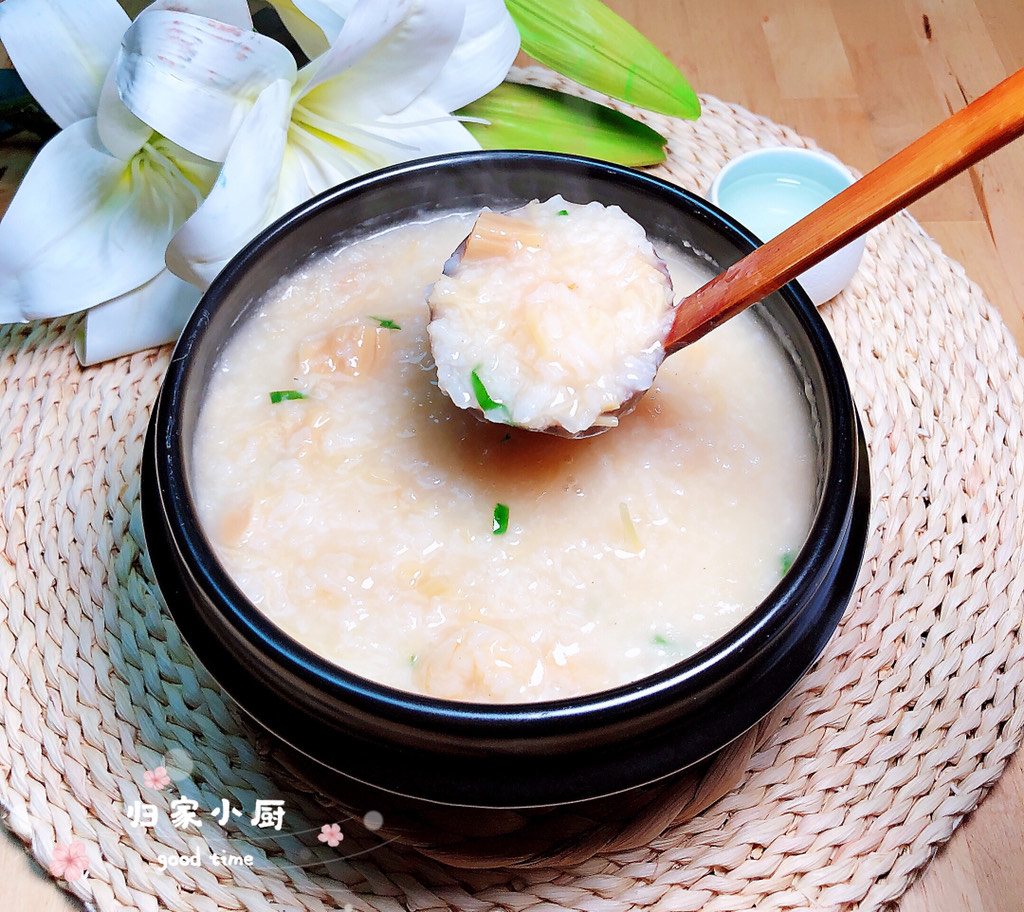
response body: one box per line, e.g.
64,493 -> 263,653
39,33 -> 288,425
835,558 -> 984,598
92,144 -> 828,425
191,210 -> 818,703
427,196 -> 675,435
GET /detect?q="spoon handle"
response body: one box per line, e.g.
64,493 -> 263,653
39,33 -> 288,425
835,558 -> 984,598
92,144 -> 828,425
666,65 -> 1024,352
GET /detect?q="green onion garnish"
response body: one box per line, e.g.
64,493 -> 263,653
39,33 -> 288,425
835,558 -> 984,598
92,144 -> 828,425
652,633 -> 674,647
370,316 -> 401,330
780,550 -> 796,576
557,209 -> 569,216
492,502 -> 510,535
269,389 -> 307,403
471,368 -> 510,419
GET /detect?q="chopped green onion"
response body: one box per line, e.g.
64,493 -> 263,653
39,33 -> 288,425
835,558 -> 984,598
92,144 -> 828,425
370,316 -> 401,330
269,389 -> 307,403
780,550 -> 796,576
492,502 -> 510,535
558,209 -> 569,216
652,633 -> 674,647
471,368 -> 511,419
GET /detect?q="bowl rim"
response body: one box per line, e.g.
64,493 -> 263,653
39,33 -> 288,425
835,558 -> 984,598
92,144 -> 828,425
708,145 -> 859,208
146,149 -> 868,802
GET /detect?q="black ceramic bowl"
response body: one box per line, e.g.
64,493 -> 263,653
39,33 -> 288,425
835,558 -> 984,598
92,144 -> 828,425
142,151 -> 869,810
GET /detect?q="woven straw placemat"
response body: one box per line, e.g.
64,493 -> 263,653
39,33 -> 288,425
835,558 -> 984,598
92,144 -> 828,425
3,69 -> 1024,912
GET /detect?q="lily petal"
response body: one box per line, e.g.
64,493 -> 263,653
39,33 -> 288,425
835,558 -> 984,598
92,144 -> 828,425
0,119 -> 216,321
144,0 -> 254,30
75,268 -> 201,366
282,120 -> 385,194
419,0 -> 519,112
264,0 -> 353,58
351,102 -> 481,161
355,97 -> 482,158
116,8 -> 296,161
167,79 -> 293,289
290,94 -> 479,189
0,0 -> 129,127
96,67 -> 153,159
300,0 -> 464,119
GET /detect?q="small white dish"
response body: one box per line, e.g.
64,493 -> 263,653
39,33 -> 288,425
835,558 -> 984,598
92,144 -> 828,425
708,147 -> 865,306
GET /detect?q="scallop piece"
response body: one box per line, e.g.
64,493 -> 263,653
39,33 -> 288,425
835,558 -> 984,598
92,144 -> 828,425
413,622 -> 544,702
426,196 -> 676,436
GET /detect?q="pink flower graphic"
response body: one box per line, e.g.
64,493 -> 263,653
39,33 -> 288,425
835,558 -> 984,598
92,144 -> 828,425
318,823 -> 343,847
143,766 -> 171,790
50,842 -> 89,882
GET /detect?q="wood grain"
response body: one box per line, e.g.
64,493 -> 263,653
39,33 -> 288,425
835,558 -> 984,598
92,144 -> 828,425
1,2 -> 1023,910
668,64 -> 1024,348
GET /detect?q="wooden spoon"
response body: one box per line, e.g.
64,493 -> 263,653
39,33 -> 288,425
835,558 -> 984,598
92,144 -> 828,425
432,66 -> 1024,438
665,65 -> 1024,353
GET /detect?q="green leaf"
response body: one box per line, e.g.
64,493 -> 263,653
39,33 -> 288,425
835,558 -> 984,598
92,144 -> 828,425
370,316 -> 401,330
458,82 -> 667,167
504,0 -> 700,119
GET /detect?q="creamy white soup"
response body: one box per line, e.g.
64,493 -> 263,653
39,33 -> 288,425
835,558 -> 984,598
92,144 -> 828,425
192,210 -> 818,703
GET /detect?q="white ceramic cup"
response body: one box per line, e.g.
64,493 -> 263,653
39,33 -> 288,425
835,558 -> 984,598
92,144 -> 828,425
708,147 -> 865,306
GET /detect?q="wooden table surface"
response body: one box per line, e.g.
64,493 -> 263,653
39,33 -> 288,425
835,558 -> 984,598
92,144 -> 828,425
2,1 -> 1024,909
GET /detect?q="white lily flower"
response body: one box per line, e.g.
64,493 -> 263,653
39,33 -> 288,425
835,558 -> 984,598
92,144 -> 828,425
262,0 -> 520,114
0,0 -> 263,362
1,0 -> 518,362
113,0 -> 520,288
0,117 -> 218,320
